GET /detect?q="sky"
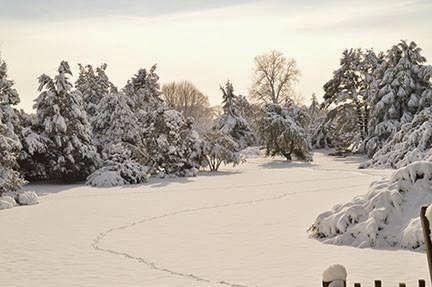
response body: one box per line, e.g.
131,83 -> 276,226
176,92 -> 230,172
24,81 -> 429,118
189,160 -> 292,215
1,0 -> 432,112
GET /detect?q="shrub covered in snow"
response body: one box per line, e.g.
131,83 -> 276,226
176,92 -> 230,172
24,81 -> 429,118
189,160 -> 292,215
202,130 -> 243,171
87,161 -> 149,187
309,161 -> 432,250
0,196 -> 17,210
258,103 -> 312,161
87,143 -> 149,187
17,191 -> 39,205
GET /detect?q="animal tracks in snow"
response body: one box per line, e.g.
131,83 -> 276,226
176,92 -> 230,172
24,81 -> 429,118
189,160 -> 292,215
90,168 -> 380,287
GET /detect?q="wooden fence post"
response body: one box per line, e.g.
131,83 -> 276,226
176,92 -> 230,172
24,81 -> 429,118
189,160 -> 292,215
420,206 -> 432,284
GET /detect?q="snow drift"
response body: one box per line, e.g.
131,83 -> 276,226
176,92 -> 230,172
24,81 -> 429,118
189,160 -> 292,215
17,191 -> 39,205
0,196 -> 17,210
0,191 -> 38,210
309,161 -> 432,250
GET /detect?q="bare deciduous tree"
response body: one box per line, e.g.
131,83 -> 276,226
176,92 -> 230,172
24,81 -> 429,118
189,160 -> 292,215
250,50 -> 300,105
162,81 -> 215,133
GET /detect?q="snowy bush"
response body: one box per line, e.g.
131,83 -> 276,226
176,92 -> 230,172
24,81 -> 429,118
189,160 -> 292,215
87,143 -> 149,187
0,196 -> 17,210
363,107 -> 432,168
309,161 -> 432,250
202,130 -> 243,171
258,103 -> 312,161
17,191 -> 39,205
87,161 -> 149,187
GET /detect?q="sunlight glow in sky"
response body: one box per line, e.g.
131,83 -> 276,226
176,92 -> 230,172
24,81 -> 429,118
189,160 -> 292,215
1,0 -> 431,111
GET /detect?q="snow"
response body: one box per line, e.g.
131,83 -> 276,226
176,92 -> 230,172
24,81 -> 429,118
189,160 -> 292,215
310,161 -> 432,250
240,146 -> 262,158
0,195 -> 16,209
16,191 -> 39,205
323,264 -> 347,282
1,152 -> 428,287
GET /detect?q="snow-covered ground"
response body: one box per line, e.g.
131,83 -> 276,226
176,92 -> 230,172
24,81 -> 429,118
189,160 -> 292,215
0,152 -> 429,286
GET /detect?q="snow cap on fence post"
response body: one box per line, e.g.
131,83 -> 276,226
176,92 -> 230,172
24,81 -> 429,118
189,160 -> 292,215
322,264 -> 347,287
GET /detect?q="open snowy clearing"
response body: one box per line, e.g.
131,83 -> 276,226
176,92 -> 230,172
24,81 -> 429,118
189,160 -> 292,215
0,152 -> 428,287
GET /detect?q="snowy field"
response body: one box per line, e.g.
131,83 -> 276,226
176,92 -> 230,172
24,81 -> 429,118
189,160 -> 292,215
0,152 -> 429,287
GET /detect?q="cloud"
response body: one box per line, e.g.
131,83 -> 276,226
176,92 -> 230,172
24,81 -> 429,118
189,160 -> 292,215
0,0 -> 256,20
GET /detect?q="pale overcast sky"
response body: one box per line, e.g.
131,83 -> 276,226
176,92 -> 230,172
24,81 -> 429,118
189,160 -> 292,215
1,0 -> 431,111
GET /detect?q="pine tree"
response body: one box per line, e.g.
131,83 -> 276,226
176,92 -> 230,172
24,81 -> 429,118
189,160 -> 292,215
0,57 -> 25,194
124,65 -> 162,111
34,61 -> 99,181
123,65 -> 204,177
92,91 -> 142,155
87,91 -> 150,187
258,103 -> 312,161
366,40 -> 432,157
142,108 -> 203,176
214,81 -> 256,149
75,63 -> 115,119
323,49 -> 383,150
362,107 -> 432,168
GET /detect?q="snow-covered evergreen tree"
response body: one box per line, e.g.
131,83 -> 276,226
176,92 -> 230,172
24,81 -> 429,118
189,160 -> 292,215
91,91 -> 142,154
214,81 -> 256,149
142,108 -> 203,177
307,94 -> 329,148
323,49 -> 383,151
366,41 -> 432,157
123,65 -> 204,177
0,57 -> 25,194
363,107 -> 432,168
124,65 -> 162,111
75,63 -> 115,118
258,103 -> 312,161
34,61 -> 99,182
87,89 -> 150,186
